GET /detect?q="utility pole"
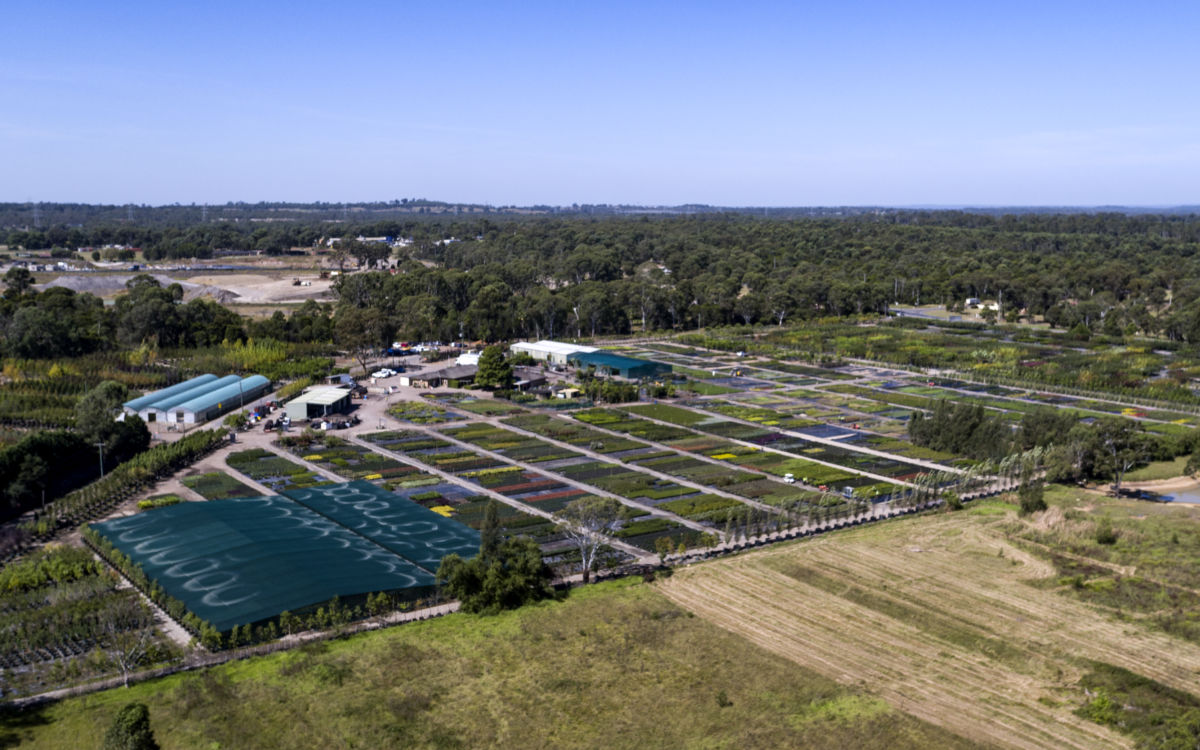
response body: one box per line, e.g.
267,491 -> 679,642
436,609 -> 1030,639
95,441 -> 106,477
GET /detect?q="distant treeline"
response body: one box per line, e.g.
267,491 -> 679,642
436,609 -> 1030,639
23,201 -> 1195,231
9,212 -> 1200,343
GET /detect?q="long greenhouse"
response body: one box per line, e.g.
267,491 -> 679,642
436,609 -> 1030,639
122,373 -> 271,425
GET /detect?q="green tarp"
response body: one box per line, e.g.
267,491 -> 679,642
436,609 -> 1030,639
90,481 -> 479,631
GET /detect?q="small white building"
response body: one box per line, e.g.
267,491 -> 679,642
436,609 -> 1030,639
510,340 -> 598,366
456,352 -> 480,366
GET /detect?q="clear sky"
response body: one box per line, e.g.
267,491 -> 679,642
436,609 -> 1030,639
3,1 -> 1198,206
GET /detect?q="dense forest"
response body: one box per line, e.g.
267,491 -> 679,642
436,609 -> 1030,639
7,210 -> 1200,356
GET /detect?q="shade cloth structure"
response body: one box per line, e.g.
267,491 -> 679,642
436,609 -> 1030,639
89,481 -> 480,632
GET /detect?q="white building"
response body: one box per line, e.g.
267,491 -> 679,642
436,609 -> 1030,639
510,340 -> 598,366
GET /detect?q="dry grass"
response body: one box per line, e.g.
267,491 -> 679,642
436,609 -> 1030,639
658,507 -> 1200,750
0,580 -> 974,750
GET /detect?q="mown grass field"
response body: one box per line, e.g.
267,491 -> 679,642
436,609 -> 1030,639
2,580 -> 973,750
658,492 -> 1200,750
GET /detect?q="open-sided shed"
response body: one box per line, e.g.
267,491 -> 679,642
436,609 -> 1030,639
284,386 -> 352,421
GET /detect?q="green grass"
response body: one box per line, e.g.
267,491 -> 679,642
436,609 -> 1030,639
1018,484 -> 1200,645
1125,455 -> 1189,482
1075,661 -> 1200,748
1,580 -> 973,750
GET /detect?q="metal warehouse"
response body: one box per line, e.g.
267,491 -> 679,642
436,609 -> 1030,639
566,351 -> 672,379
510,340 -> 598,366
122,374 -> 270,425
284,386 -> 352,421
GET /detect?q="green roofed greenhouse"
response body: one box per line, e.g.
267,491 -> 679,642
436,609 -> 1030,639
88,481 -> 480,632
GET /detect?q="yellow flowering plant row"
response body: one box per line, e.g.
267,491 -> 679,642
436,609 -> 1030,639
461,466 -> 521,479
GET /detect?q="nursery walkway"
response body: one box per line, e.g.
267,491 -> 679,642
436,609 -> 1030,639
345,434 -> 655,564
417,425 -> 722,540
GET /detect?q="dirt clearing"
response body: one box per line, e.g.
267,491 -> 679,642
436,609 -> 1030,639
658,512 -> 1200,749
174,273 -> 333,303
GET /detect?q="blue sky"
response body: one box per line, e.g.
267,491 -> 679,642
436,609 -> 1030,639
3,1 -> 1198,206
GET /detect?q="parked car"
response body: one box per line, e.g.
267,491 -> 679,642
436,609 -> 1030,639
371,368 -> 397,378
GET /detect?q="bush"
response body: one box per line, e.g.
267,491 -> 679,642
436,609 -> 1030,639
1018,479 -> 1046,516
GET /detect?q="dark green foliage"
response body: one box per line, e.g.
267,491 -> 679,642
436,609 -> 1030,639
438,500 -> 554,614
479,499 -> 502,559
74,380 -> 131,443
908,400 -> 1011,460
102,702 -> 160,750
1016,407 -> 1079,451
579,379 -> 639,404
0,419 -> 146,522
1017,469 -> 1047,516
1094,517 -> 1118,545
437,537 -> 554,615
474,345 -> 513,389
10,210 -> 1200,348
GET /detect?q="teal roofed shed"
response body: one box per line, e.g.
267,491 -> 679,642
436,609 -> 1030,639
566,351 -> 672,379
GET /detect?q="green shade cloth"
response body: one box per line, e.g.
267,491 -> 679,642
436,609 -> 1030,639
90,481 -> 479,631
287,481 -> 480,573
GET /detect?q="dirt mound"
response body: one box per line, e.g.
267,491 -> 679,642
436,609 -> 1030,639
35,274 -> 240,303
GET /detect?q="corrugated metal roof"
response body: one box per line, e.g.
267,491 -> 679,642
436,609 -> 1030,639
567,351 -> 666,369
145,374 -> 242,412
416,364 -> 478,381
511,340 -> 598,356
123,374 -> 219,412
175,375 -> 270,414
289,387 -> 352,406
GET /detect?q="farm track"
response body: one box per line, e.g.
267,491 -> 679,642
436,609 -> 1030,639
657,514 -> 1200,750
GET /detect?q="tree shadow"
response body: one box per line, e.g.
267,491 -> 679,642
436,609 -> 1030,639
0,704 -> 53,748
